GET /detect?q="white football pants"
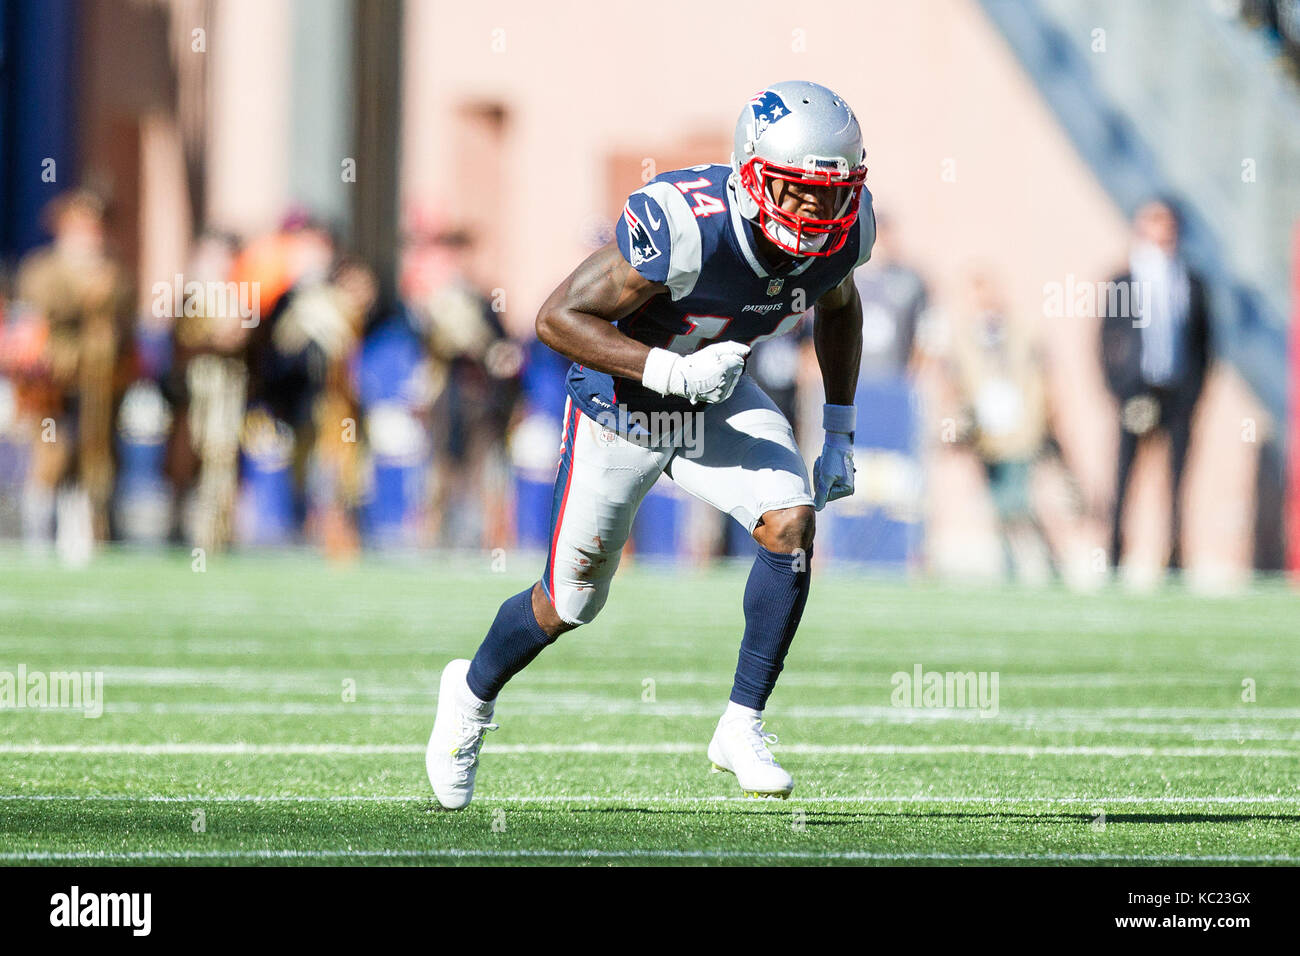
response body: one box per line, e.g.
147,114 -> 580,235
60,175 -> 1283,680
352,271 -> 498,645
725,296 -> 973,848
541,376 -> 813,625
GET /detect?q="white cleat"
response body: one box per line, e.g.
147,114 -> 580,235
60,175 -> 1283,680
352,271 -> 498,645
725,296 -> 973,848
707,711 -> 794,799
426,659 -> 498,810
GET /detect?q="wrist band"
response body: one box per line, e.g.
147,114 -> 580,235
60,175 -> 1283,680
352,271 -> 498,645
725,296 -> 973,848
822,403 -> 856,434
641,348 -> 677,396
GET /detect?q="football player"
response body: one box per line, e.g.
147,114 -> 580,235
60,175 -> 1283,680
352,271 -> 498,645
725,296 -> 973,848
427,81 -> 874,806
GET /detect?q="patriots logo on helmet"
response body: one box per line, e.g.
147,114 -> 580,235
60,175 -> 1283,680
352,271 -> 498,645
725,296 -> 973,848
624,202 -> 661,268
748,89 -> 791,142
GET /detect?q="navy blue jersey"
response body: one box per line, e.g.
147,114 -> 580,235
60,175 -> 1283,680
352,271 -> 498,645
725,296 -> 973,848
566,163 -> 875,435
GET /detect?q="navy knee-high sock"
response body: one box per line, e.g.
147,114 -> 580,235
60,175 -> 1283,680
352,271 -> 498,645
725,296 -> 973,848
465,587 -> 557,701
730,546 -> 812,711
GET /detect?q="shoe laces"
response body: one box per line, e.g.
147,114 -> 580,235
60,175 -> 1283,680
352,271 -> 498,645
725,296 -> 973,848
449,713 -> 498,775
735,715 -> 779,765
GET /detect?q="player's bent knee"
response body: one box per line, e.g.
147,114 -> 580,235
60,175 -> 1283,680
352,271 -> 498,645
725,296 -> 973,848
754,505 -> 816,554
534,578 -> 608,635
552,590 -> 607,630
531,581 -> 580,638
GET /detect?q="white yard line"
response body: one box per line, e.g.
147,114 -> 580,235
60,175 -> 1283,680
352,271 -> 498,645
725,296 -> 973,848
46,700 -> 1300,721
47,667 -> 1300,692
2,848 -> 1296,863
3,661 -> 1293,689
1,742 -> 1296,757
7,658 -> 1296,689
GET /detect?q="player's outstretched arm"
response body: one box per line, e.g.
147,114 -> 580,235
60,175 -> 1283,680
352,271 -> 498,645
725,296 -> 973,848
535,241 -> 666,380
813,274 -> 863,405
810,274 -> 863,509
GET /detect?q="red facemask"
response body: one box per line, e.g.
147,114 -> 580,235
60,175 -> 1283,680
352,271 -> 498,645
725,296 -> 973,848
739,157 -> 866,257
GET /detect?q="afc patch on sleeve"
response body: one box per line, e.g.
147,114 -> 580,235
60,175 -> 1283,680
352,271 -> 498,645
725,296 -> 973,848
623,200 -> 662,269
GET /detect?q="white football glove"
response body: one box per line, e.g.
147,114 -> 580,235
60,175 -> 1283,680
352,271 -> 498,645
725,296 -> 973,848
812,404 -> 857,511
641,342 -> 750,405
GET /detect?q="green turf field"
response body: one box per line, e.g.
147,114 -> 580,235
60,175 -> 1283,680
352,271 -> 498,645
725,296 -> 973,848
0,547 -> 1297,865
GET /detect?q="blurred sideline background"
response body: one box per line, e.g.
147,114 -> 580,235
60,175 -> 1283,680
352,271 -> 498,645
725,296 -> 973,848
0,0 -> 1296,590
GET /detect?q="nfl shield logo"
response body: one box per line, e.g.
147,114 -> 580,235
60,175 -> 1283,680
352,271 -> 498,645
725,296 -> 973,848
766,278 -> 784,296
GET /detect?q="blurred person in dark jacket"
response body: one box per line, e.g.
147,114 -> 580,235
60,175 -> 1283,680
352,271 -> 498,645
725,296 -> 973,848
415,231 -> 522,548
245,238 -> 372,549
14,190 -> 134,552
1100,198 -> 1212,573
243,218 -> 338,427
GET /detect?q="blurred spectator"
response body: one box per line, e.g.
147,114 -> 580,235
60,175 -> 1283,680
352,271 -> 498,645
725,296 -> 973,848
13,190 -> 134,553
163,231 -> 248,551
305,258 -> 377,558
852,212 -> 928,383
244,231 -> 371,549
229,209 -> 330,320
951,272 -> 1055,580
412,230 -> 522,549
1100,198 -> 1213,573
355,295 -> 432,549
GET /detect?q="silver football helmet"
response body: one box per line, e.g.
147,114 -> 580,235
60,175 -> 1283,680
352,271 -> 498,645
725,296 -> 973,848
728,81 -> 867,257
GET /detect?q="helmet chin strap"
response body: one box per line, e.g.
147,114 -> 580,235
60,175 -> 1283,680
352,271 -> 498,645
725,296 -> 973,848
763,217 -> 828,255
727,170 -> 758,220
